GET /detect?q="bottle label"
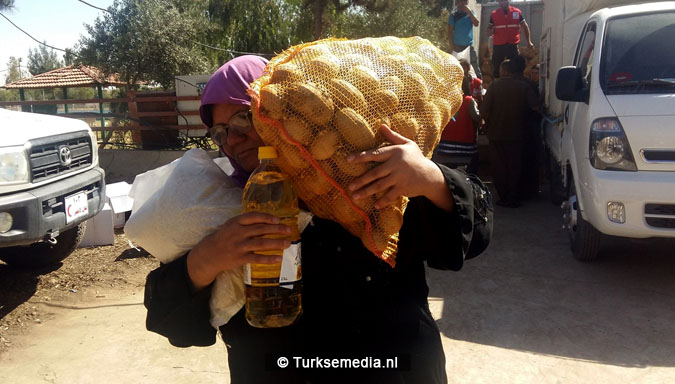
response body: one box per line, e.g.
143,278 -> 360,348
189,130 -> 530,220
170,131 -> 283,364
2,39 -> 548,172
279,241 -> 301,289
243,263 -> 251,285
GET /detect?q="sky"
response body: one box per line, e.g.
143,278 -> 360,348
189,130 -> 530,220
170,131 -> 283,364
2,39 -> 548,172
0,0 -> 114,85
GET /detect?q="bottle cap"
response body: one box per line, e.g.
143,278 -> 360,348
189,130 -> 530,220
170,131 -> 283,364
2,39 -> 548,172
258,146 -> 278,160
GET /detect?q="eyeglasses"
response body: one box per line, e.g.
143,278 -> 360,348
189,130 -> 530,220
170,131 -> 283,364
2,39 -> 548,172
208,110 -> 253,143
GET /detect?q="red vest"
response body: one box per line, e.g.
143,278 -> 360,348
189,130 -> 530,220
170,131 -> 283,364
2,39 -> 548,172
491,6 -> 522,45
441,96 -> 475,144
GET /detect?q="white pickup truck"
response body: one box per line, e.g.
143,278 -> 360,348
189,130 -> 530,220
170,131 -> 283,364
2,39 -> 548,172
0,109 -> 106,267
540,1 -> 675,260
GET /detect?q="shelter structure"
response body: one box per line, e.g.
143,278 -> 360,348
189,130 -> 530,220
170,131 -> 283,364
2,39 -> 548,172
2,64 -> 125,127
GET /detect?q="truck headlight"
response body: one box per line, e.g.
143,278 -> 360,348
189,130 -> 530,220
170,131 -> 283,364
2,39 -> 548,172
589,118 -> 637,171
0,146 -> 30,184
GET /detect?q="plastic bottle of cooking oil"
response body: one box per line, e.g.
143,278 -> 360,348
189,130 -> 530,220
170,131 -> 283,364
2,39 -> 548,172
242,146 -> 302,328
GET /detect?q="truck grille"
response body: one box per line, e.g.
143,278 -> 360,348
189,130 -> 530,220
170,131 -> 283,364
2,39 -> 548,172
645,204 -> 675,229
29,132 -> 93,182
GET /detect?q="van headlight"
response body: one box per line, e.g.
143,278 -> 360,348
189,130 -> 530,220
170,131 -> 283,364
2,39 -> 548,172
589,118 -> 637,171
0,146 -> 30,184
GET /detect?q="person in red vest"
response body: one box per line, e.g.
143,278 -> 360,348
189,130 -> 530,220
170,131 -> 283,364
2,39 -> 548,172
433,60 -> 481,175
487,0 -> 534,78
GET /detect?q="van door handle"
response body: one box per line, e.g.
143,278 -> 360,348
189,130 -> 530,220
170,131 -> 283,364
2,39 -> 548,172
564,105 -> 569,125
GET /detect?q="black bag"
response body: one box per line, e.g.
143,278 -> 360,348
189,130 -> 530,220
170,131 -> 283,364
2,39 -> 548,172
464,172 -> 493,259
425,167 -> 493,271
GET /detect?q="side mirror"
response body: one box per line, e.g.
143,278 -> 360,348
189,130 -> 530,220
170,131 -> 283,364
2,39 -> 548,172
556,66 -> 589,103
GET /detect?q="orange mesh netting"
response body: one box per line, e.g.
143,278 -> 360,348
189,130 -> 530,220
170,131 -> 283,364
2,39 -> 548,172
249,36 -> 463,266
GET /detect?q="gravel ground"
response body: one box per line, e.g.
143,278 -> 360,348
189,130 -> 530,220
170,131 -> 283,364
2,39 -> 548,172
0,231 -> 158,356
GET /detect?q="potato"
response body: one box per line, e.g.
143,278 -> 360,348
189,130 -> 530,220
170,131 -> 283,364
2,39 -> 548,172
305,55 -> 340,82
287,83 -> 334,126
328,78 -> 368,113
282,116 -> 313,146
389,113 -> 419,141
259,84 -> 286,120
347,65 -> 381,95
334,108 -> 375,151
366,89 -> 399,118
309,130 -> 339,160
271,63 -> 304,84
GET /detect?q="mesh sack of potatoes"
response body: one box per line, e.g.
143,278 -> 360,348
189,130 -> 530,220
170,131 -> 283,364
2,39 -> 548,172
248,36 -> 463,266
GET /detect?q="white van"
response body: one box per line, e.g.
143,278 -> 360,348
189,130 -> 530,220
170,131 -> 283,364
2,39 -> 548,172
0,109 -> 106,267
544,1 -> 675,260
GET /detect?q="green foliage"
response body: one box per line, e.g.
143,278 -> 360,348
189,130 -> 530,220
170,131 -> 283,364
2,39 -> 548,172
0,88 -> 19,102
27,44 -> 63,75
3,56 -> 22,84
74,0 -> 453,86
62,87 -> 97,100
77,0 -> 209,89
204,0 -> 306,66
329,0 -> 448,48
0,0 -> 14,11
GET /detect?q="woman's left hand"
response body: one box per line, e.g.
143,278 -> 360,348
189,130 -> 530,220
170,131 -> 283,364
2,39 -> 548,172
347,124 -> 454,211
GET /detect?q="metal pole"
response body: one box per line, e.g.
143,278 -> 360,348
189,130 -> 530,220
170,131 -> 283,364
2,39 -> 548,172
98,85 -> 105,137
19,88 -> 30,112
63,88 -> 69,114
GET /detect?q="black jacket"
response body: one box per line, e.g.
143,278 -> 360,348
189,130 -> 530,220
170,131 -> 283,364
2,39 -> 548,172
144,165 -> 492,384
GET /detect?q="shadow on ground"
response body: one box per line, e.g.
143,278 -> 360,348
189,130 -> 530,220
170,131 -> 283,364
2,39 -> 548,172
430,184 -> 675,369
0,262 -> 61,321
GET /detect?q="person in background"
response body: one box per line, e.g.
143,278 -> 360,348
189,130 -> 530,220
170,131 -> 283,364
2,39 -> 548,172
448,0 -> 482,79
487,0 -> 534,78
144,55 -> 493,384
434,60 -> 481,174
510,55 -> 543,200
481,59 -> 539,208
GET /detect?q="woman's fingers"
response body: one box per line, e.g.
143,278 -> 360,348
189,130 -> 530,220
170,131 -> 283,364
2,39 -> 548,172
378,123 -> 409,145
240,223 -> 292,238
241,236 -> 291,253
374,187 -> 399,209
245,252 -> 283,265
348,162 -> 393,196
237,211 -> 281,225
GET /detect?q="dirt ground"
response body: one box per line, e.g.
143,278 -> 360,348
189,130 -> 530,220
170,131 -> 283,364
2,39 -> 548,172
0,231 -> 158,356
2,194 -> 675,383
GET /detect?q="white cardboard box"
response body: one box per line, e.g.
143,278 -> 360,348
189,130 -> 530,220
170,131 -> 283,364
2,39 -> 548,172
105,181 -> 134,229
79,203 -> 115,247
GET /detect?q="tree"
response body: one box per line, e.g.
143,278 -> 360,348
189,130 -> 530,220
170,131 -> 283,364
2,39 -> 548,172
27,44 -> 63,75
336,0 -> 449,48
302,0 -> 391,40
0,0 -> 14,11
4,56 -> 22,84
77,0 -> 209,89
204,0 -> 307,65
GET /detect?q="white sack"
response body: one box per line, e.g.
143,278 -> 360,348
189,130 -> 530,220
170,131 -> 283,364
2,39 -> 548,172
125,148 -> 245,327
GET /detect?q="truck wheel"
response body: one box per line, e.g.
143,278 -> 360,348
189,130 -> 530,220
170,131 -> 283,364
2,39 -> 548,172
0,222 -> 86,268
563,177 -> 601,261
548,152 -> 565,205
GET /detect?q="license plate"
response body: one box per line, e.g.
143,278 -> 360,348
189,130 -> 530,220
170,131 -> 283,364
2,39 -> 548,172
65,192 -> 89,224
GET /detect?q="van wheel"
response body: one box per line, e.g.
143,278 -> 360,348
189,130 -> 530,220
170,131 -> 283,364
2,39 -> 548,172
563,177 -> 601,261
0,223 -> 86,268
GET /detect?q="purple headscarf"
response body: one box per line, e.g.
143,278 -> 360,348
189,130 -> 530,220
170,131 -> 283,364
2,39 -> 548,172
199,55 -> 269,187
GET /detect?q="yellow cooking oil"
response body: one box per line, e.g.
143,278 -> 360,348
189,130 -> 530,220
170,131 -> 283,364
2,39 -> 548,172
242,146 -> 302,328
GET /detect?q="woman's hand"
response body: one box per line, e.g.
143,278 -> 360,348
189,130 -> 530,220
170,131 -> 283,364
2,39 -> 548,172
347,124 -> 454,212
186,212 -> 291,290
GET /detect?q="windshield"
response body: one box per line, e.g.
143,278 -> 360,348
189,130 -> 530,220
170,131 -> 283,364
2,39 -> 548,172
601,11 -> 675,94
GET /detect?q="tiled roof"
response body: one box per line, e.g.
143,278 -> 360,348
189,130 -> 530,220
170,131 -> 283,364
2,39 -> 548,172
2,65 -> 125,89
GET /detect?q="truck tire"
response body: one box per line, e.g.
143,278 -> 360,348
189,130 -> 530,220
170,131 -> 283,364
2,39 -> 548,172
564,177 -> 602,261
0,222 -> 86,268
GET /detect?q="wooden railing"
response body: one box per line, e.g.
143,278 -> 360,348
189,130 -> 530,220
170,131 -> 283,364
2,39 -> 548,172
0,91 -> 208,149
0,92 -> 204,131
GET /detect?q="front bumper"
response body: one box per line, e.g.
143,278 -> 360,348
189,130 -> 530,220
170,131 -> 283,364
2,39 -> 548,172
0,167 -> 106,247
580,169 -> 675,238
